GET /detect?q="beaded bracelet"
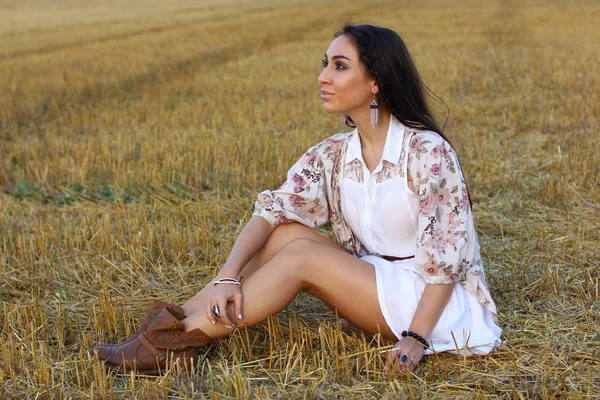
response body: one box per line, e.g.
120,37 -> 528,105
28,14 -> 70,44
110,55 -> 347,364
401,330 -> 430,349
213,277 -> 242,287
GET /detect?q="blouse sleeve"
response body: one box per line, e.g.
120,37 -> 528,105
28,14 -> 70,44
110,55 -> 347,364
408,132 -> 476,285
253,144 -> 329,229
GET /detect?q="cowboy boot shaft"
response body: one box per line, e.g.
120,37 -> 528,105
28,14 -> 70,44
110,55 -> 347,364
98,300 -> 185,347
143,308 -> 210,350
137,300 -> 185,335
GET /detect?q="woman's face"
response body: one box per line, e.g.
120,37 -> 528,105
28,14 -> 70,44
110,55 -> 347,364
318,34 -> 376,117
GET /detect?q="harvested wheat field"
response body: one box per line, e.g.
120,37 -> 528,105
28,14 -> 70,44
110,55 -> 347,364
0,0 -> 599,398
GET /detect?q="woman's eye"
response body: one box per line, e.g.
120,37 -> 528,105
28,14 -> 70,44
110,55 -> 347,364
321,60 -> 345,70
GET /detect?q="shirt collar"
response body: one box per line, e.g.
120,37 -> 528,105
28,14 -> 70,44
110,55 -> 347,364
345,115 -> 406,165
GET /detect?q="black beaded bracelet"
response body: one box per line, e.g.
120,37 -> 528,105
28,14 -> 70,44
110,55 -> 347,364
401,330 -> 430,348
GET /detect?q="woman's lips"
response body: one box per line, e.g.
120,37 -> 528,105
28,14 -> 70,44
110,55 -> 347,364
320,91 -> 334,99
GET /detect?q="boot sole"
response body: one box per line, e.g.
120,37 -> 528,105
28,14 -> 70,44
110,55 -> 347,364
90,349 -> 197,375
105,362 -> 196,376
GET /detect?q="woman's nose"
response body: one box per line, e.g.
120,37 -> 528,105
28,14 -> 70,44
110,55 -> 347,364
318,68 -> 331,85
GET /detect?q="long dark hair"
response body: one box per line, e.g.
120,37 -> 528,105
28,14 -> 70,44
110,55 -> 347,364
337,24 -> 475,206
336,24 -> 449,142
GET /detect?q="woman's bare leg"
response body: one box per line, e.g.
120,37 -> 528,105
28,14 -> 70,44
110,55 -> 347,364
182,238 -> 398,343
181,223 -> 343,315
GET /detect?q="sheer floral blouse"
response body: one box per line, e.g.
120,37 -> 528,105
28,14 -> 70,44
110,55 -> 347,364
253,117 -> 499,324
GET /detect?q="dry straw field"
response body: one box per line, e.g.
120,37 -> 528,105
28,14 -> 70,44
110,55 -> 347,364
1,0 -> 599,398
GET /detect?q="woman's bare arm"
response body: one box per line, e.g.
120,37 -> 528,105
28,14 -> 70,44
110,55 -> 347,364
408,283 -> 455,338
216,216 -> 275,279
387,283 -> 454,372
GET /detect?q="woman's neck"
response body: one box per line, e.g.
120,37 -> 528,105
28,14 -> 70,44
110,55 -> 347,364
351,109 -> 391,150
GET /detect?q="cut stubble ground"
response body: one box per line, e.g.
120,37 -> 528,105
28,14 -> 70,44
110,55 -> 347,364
0,0 -> 598,398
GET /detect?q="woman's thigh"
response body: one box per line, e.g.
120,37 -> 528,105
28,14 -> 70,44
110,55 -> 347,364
281,239 -> 398,342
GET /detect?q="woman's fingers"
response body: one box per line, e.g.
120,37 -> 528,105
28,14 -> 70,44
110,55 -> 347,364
233,290 -> 243,320
206,286 -> 243,327
405,348 -> 426,372
386,338 -> 425,373
395,354 -> 414,373
208,291 -> 227,325
206,302 -> 217,325
217,299 -> 236,327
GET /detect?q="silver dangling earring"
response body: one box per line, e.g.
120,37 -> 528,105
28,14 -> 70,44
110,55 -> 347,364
370,94 -> 379,128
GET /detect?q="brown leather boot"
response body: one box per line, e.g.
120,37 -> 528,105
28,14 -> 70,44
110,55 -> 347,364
98,300 -> 185,348
90,307 -> 211,375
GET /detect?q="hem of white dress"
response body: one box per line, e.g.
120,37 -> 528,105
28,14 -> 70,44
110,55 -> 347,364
372,257 -> 502,356
374,263 -> 404,341
427,333 -> 502,355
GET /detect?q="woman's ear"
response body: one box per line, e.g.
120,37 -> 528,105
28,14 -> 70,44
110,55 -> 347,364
371,82 -> 379,95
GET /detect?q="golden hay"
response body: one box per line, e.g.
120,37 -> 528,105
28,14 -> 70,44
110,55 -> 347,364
0,0 -> 598,398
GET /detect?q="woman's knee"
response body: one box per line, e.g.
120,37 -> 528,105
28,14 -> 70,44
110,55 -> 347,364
239,223 -> 318,281
263,223 -> 319,258
275,238 -> 319,281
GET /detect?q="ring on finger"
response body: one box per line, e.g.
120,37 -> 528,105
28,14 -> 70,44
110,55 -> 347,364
211,304 -> 221,318
399,354 -> 409,365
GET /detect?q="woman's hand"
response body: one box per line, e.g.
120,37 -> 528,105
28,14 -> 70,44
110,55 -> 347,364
386,336 -> 425,373
206,282 -> 243,328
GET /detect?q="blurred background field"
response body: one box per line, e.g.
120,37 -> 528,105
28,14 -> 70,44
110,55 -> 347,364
0,0 -> 598,398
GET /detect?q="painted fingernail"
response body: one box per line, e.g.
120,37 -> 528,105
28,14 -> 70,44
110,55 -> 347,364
238,313 -> 243,320
212,320 -> 216,325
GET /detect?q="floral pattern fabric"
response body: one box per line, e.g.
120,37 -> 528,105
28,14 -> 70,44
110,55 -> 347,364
253,127 -> 498,323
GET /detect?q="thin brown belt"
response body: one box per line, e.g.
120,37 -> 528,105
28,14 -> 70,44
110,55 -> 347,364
382,255 -> 415,262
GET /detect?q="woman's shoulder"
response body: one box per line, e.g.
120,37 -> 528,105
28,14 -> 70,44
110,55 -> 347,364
406,128 -> 461,165
292,131 -> 353,171
407,128 -> 451,153
318,131 -> 353,148
307,131 -> 354,156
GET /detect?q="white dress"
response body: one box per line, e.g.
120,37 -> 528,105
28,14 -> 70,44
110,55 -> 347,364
340,118 -> 502,355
